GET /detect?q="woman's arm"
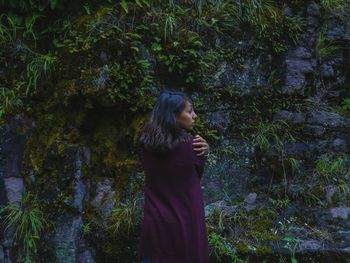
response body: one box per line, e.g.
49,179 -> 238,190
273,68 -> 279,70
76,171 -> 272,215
191,135 -> 209,179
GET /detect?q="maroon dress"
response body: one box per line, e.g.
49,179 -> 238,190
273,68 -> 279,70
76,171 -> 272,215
138,135 -> 209,263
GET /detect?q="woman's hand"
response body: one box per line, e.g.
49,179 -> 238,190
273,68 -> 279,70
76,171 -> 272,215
192,135 -> 209,156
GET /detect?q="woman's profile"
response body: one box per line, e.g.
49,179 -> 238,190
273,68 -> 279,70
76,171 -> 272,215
137,90 -> 210,263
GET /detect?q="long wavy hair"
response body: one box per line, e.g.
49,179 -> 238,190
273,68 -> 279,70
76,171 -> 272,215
138,90 -> 194,155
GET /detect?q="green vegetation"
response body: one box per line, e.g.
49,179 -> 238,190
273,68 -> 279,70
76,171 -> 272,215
1,0 -> 348,261
341,98 -> 350,110
0,81 -> 25,120
26,52 -> 56,95
316,31 -> 341,59
0,0 -> 304,122
206,203 -> 280,261
208,228 -> 246,263
320,0 -> 350,12
316,153 -> 348,182
243,119 -> 297,195
82,222 -> 92,236
107,199 -> 138,235
315,153 -> 350,203
278,217 -> 299,263
286,153 -> 350,207
0,192 -> 50,263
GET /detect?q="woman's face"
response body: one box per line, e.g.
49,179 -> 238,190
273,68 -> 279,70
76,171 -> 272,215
178,100 -> 197,130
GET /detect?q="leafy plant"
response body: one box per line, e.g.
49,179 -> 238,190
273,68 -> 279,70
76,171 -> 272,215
26,52 -> 56,95
0,14 -> 14,43
164,12 -> 176,41
238,0 -> 277,24
316,31 -> 340,59
247,119 -> 297,194
107,199 -> 137,235
103,58 -> 154,111
82,222 -> 91,235
192,116 -> 219,142
289,157 -> 300,176
0,12 -> 42,45
0,192 -> 50,263
341,98 -> 350,110
320,0 -> 349,11
315,153 -> 348,182
269,197 -> 290,210
282,236 -> 299,263
208,228 -> 246,263
278,217 -> 299,263
0,81 -> 25,122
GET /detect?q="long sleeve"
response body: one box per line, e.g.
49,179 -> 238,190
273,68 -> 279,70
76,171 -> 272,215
189,136 -> 207,179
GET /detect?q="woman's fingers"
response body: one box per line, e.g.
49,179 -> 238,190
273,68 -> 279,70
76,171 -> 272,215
193,135 -> 209,155
193,142 -> 205,147
194,135 -> 204,141
193,146 -> 209,155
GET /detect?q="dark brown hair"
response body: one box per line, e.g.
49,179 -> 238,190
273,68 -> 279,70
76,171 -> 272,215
138,89 -> 193,155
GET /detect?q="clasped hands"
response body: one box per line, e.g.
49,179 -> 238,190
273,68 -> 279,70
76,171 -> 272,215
193,135 -> 209,157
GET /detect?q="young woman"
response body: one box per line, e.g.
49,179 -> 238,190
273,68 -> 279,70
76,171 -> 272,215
137,90 -> 210,263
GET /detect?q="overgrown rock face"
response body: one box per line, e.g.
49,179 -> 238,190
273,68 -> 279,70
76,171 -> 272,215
0,0 -> 350,262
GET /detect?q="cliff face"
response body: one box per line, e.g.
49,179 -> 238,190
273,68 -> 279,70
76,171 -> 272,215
0,1 -> 349,262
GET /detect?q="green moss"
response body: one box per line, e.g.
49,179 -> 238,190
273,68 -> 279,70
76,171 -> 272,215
23,111 -> 67,174
234,242 -> 249,254
255,245 -> 272,255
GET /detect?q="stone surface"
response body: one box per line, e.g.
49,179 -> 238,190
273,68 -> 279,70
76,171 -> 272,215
204,200 -> 237,218
212,55 -> 271,94
4,177 -> 24,204
273,110 -> 306,124
308,138 -> 348,153
298,239 -> 322,252
337,231 -> 350,245
284,143 -> 310,158
307,1 -> 321,17
320,62 -> 335,78
77,250 -> 95,263
302,125 -> 327,137
244,192 -> 257,204
210,110 -> 231,135
72,149 -> 86,212
306,111 -> 350,128
54,215 -> 95,263
90,178 -> 116,218
325,185 -> 338,205
330,207 -> 350,219
283,57 -> 315,95
1,114 -> 32,179
326,21 -> 347,41
232,56 -> 271,94
0,246 -> 4,263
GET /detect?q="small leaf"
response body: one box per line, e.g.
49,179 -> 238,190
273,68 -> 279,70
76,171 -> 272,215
120,0 -> 129,14
151,42 -> 162,52
282,236 -> 294,242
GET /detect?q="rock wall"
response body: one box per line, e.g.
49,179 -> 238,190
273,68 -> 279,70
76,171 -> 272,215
0,1 -> 349,262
